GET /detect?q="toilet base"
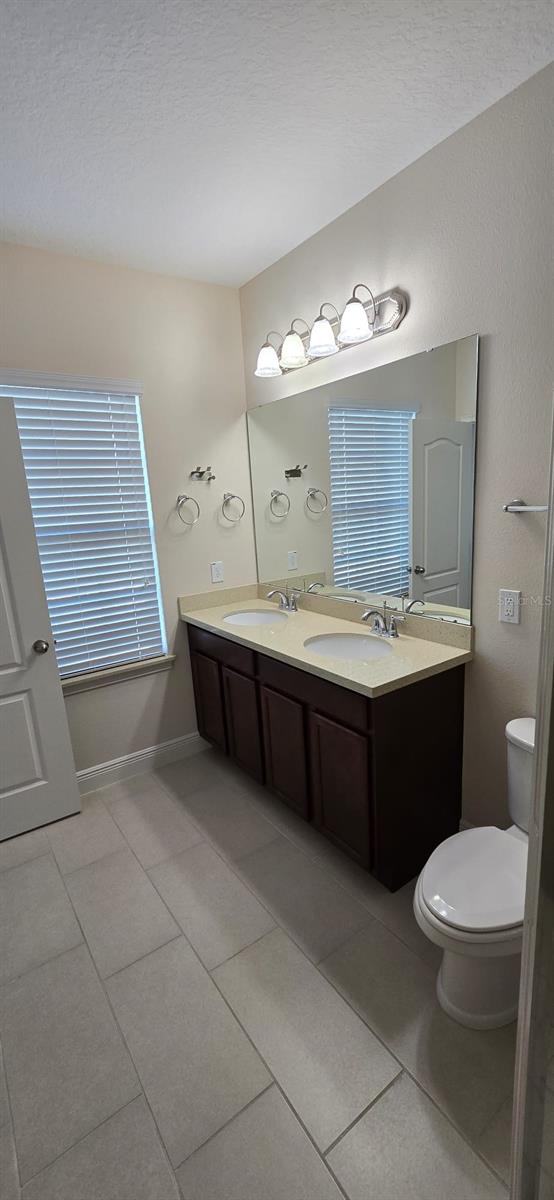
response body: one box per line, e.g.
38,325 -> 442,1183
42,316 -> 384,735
436,948 -> 521,1029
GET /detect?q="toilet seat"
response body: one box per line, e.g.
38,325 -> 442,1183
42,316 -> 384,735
420,826 -> 527,934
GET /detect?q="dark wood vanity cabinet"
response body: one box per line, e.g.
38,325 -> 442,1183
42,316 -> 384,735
187,624 -> 464,891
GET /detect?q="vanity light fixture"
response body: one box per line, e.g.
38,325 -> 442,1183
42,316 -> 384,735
308,303 -> 340,358
253,285 -> 407,378
280,319 -> 310,370
254,331 -> 283,378
338,283 -> 376,345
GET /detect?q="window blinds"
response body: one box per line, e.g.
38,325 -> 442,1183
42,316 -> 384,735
328,406 -> 415,596
12,388 -> 166,678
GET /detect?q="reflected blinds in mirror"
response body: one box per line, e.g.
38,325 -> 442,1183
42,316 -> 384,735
328,407 -> 415,596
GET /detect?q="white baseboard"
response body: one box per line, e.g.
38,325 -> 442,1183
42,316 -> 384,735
77,731 -> 206,794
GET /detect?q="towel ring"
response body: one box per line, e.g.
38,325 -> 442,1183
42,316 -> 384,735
222,492 -> 245,523
306,487 -> 328,513
176,494 -> 200,526
270,489 -> 291,518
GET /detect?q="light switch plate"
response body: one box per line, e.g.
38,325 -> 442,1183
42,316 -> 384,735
287,550 -> 298,571
210,560 -> 224,584
499,588 -> 521,624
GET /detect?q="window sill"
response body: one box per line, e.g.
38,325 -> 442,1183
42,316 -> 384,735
61,654 -> 176,696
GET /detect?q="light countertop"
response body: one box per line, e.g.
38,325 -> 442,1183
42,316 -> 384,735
179,598 -> 472,699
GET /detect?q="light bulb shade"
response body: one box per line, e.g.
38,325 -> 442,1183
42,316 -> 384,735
338,297 -> 371,345
280,330 -> 308,370
308,315 -> 339,358
254,343 -> 282,377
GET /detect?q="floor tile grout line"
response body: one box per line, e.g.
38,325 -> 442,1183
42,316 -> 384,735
60,842 -> 132,879
269,1081 -> 351,1200
100,762 -> 514,1185
0,848 -> 52,878
17,1092 -> 145,1192
0,1033 -> 24,1191
102,932 -> 184,982
0,932 -> 84,991
171,1081 -> 275,1173
322,1072 -> 403,1157
54,867 -> 183,1195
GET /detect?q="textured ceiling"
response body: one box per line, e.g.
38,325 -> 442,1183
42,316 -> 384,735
1,0 -> 552,285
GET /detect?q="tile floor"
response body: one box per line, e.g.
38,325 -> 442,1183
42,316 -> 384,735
0,747 -> 515,1198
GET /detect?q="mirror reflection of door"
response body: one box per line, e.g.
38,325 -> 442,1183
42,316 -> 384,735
410,419 -> 475,608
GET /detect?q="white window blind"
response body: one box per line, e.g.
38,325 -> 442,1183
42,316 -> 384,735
11,388 -> 166,678
328,406 -> 415,595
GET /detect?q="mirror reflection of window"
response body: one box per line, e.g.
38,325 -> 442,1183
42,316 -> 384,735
328,407 -> 415,596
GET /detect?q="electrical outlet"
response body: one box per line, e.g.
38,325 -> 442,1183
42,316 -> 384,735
499,588 -> 521,624
287,550 -> 298,571
210,560 -> 224,584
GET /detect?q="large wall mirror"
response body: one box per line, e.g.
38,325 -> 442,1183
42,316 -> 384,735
247,335 -> 478,624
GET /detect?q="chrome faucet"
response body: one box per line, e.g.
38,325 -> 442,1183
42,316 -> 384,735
362,609 -> 387,634
361,602 -> 405,638
306,581 -> 324,593
267,589 -> 300,612
405,598 -> 423,613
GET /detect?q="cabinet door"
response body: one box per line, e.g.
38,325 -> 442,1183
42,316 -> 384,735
310,712 -> 371,867
190,651 -> 227,752
261,685 -> 309,819
222,667 -> 264,782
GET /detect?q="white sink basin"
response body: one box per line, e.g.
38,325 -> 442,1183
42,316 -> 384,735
304,632 -> 392,661
223,609 -> 288,627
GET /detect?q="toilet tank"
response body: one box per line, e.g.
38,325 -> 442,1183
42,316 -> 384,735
506,718 -> 536,832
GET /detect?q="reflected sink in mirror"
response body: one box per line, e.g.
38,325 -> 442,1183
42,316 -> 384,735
304,633 -> 392,661
223,610 -> 288,627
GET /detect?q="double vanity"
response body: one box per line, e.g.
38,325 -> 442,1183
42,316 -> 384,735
180,597 -> 472,891
180,332 -> 478,892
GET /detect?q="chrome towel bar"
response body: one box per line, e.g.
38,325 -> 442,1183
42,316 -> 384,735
503,498 -> 548,513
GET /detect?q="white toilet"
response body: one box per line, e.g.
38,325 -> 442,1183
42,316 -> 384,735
414,717 -> 535,1030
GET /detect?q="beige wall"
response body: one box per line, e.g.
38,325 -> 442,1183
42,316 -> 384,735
0,243 -> 257,770
241,66 -> 554,827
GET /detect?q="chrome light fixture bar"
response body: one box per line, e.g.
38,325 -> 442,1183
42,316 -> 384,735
254,286 -> 407,378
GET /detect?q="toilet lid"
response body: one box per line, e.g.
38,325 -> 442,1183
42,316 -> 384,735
421,827 -> 528,933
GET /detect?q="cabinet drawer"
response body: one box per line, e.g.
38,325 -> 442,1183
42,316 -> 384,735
188,625 -> 256,677
259,654 -> 369,733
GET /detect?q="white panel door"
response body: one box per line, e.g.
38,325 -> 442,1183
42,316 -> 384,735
0,400 -> 80,839
410,419 -> 475,606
